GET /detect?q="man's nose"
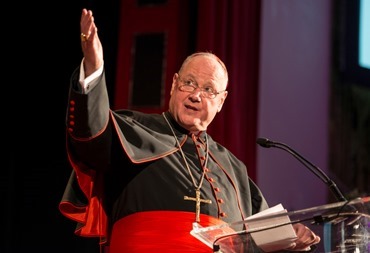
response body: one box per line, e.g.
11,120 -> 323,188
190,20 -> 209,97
189,89 -> 202,100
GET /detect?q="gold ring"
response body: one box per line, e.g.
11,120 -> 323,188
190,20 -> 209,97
80,33 -> 88,42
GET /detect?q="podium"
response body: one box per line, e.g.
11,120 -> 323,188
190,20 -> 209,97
191,196 -> 370,252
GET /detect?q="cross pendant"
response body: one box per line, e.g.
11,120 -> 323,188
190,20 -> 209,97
184,189 -> 212,222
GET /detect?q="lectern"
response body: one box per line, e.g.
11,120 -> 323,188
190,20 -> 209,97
191,197 -> 370,252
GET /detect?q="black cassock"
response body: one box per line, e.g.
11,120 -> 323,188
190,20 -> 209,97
59,68 -> 269,252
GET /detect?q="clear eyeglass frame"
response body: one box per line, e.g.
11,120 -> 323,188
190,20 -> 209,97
177,75 -> 226,99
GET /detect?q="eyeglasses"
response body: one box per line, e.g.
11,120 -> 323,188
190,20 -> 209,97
177,76 -> 226,99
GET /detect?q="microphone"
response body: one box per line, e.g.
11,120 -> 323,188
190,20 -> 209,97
256,137 -> 347,202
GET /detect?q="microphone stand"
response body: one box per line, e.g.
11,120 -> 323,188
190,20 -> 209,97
257,137 -> 347,202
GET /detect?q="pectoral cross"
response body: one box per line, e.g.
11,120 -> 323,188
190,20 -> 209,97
184,189 -> 212,222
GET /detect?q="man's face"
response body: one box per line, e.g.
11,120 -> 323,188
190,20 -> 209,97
168,56 -> 228,132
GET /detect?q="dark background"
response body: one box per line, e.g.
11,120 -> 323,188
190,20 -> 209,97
5,1 -> 120,252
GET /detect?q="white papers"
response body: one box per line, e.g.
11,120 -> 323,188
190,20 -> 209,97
245,204 -> 297,252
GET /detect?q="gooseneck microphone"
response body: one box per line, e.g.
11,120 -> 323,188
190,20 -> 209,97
256,137 -> 347,202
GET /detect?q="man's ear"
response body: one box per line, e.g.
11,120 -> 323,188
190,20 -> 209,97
217,91 -> 228,112
170,73 -> 178,95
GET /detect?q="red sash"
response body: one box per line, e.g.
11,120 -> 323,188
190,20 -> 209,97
108,211 -> 227,253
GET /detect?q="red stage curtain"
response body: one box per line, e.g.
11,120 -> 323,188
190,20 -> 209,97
196,0 -> 261,180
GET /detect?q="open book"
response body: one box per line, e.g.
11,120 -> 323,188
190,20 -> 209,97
245,203 -> 297,252
191,203 -> 297,252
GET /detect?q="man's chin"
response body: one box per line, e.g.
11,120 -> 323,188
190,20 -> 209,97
186,121 -> 207,133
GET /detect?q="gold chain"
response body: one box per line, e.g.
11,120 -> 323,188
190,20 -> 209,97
162,112 -> 209,190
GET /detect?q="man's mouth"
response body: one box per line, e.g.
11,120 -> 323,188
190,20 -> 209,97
185,105 -> 198,111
